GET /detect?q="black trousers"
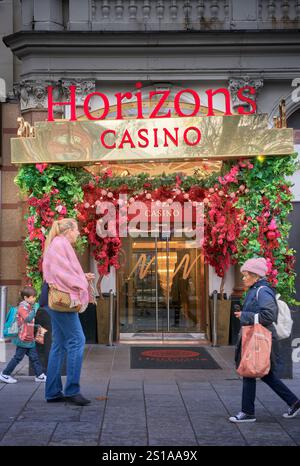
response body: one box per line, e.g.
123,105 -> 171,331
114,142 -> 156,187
242,369 -> 298,415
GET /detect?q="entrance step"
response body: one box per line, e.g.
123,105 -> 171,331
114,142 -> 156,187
120,333 -> 209,345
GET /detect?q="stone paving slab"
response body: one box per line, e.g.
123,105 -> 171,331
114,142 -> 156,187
0,421 -> 57,446
0,423 -> 13,442
237,422 -> 297,446
148,436 -> 198,447
0,342 -> 300,446
50,422 -> 100,446
100,433 -> 148,446
17,401 -> 82,422
79,403 -> 106,423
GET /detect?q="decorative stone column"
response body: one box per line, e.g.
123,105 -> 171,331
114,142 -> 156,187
0,102 -> 23,305
228,76 -> 264,112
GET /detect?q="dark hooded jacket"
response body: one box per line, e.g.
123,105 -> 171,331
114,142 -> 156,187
235,278 -> 279,372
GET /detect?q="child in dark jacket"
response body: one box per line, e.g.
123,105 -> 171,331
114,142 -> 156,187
0,286 -> 46,384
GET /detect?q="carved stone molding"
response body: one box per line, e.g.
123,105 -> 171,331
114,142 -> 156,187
13,79 -> 96,112
14,80 -> 60,112
60,79 -> 96,106
228,77 -> 264,109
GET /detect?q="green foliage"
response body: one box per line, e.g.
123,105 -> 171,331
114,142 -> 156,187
15,164 -> 87,295
14,155 -> 299,304
93,170 -> 220,194
234,154 -> 298,304
15,164 -> 85,207
74,235 -> 88,255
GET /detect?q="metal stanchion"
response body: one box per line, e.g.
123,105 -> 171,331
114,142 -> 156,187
0,286 -> 8,341
212,290 -> 218,347
107,289 -> 115,347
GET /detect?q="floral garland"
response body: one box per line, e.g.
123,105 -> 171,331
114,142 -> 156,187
15,164 -> 89,292
15,154 -> 298,303
234,155 -> 297,300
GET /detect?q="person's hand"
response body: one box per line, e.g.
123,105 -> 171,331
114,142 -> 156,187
234,311 -> 242,319
85,273 -> 95,281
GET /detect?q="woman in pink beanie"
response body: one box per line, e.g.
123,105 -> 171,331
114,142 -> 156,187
229,257 -> 300,423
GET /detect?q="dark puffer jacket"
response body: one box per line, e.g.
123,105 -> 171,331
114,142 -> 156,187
235,278 -> 279,372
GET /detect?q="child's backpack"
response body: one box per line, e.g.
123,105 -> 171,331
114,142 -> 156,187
256,287 -> 293,340
3,306 -> 19,338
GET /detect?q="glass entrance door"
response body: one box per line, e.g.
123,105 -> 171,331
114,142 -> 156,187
118,235 -> 206,336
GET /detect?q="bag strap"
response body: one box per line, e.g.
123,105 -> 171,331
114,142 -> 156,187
256,284 -> 278,325
88,282 -> 97,304
256,285 -> 267,301
89,282 -> 97,297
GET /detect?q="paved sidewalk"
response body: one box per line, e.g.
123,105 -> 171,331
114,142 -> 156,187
0,343 -> 299,446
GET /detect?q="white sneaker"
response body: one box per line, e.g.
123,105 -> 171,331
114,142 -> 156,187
0,372 -> 17,384
35,373 -> 47,382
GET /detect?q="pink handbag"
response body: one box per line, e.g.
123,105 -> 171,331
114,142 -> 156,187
237,314 -> 272,378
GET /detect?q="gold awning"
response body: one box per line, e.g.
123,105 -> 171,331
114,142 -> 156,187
11,114 -> 294,165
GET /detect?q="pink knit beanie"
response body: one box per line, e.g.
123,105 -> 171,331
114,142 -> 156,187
240,257 -> 268,277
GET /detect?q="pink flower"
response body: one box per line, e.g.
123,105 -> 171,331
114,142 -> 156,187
35,163 -> 48,173
55,205 -> 67,215
268,219 -> 277,231
27,215 -> 35,233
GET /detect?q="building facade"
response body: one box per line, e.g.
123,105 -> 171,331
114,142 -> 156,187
1,0 -> 300,343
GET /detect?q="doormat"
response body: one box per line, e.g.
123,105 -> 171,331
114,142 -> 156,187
130,346 -> 221,369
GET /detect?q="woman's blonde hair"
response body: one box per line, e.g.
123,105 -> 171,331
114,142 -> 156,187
44,218 -> 77,253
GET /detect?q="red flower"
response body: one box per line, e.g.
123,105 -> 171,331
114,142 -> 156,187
103,169 -> 113,180
266,231 -> 276,240
35,163 -> 48,173
176,175 -> 182,186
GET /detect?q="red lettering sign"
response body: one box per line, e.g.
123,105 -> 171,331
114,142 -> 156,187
47,83 -> 256,122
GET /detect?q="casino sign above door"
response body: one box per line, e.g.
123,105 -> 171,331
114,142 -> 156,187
11,85 -> 293,165
11,114 -> 293,165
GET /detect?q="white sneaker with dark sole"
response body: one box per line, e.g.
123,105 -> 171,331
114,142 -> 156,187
229,411 -> 256,423
35,373 -> 47,382
0,372 -> 17,384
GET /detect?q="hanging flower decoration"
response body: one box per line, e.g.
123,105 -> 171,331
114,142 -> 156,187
15,154 -> 298,304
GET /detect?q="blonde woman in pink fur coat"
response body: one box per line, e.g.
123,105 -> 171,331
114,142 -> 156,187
42,218 -> 95,406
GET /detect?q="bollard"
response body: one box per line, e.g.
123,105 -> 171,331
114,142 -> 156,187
0,286 -> 8,362
0,286 -> 8,341
107,289 -> 114,347
212,290 -> 218,347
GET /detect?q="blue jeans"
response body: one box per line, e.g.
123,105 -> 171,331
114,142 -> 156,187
3,346 -> 43,377
45,307 -> 85,400
242,369 -> 299,415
